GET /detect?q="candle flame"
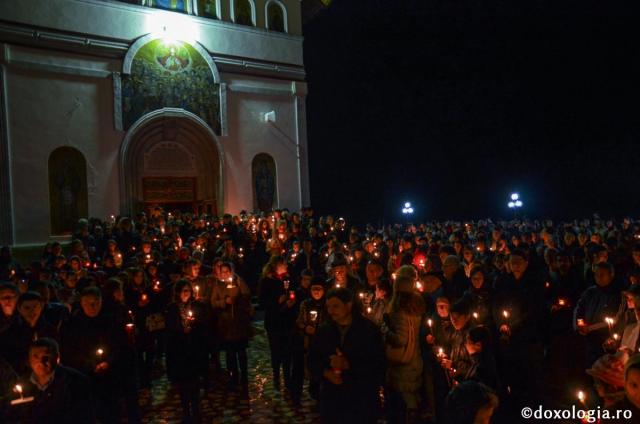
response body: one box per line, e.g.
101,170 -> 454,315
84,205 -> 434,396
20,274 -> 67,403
15,384 -> 22,394
578,390 -> 585,402
97,348 -> 104,356
427,319 -> 433,327
502,310 -> 509,319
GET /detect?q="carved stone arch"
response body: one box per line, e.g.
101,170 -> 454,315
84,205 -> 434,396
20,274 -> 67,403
120,108 -> 224,216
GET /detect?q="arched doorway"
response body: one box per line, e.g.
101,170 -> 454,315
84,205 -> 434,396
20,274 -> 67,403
120,108 -> 223,216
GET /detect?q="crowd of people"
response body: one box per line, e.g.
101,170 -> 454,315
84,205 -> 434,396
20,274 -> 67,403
2,208 -> 640,423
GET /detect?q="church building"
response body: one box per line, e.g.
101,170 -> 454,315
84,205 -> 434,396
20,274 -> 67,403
0,0 -> 310,247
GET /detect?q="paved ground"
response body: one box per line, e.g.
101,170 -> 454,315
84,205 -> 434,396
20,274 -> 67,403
139,323 -> 320,423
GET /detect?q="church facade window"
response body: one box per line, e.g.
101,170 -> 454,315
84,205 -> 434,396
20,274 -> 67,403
232,0 -> 255,26
252,153 -> 277,213
197,0 -> 219,18
266,0 -> 287,33
48,147 -> 89,235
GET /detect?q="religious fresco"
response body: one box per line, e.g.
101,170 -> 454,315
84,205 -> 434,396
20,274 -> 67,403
48,147 -> 88,235
122,39 -> 221,134
150,0 -> 187,12
252,153 -> 277,213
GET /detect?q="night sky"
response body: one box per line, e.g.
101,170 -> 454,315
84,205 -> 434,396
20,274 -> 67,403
302,0 -> 640,225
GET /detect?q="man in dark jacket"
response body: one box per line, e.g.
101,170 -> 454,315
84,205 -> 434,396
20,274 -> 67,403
308,288 -> 386,424
9,337 -> 94,423
574,262 -> 623,366
492,249 -> 546,415
60,287 -> 119,423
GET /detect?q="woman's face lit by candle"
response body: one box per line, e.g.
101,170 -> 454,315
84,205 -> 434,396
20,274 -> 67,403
436,301 -> 450,318
470,271 -> 485,289
310,285 -> 325,300
180,286 -> 192,303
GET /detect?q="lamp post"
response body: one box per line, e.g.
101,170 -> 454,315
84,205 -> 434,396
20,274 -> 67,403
507,193 -> 523,217
402,202 -> 414,223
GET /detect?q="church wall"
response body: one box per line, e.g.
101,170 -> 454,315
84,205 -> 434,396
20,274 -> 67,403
3,45 -> 123,245
222,73 -> 303,214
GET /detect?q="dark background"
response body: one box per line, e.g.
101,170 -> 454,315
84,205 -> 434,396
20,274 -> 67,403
302,0 -> 640,225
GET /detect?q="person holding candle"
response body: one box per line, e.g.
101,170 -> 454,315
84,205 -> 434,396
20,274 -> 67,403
165,280 -> 208,423
326,253 -> 363,293
381,272 -> 426,423
101,277 -> 141,423
6,338 -> 94,423
295,276 -> 327,400
492,249 -> 546,418
308,287 -> 386,424
211,262 -> 252,390
367,279 -> 393,327
574,262 -> 623,366
463,267 -> 495,330
124,267 -> 155,389
259,255 -> 299,391
0,291 -> 58,375
60,287 -> 118,423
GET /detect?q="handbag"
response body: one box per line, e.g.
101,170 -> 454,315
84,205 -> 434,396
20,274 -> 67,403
385,314 -> 417,365
145,312 -> 166,332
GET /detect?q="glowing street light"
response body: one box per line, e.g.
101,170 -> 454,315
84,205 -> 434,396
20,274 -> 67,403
508,193 -> 523,210
402,202 -> 414,215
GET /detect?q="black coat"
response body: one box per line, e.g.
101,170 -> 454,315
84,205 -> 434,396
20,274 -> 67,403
165,300 -> 209,382
259,276 -> 297,333
8,365 -> 94,424
0,316 -> 59,375
59,311 -> 119,377
308,314 -> 386,424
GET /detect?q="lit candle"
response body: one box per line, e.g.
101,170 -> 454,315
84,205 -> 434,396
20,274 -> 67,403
226,278 -> 234,289
472,312 -> 479,320
366,306 -> 372,314
141,294 -> 148,302
96,348 -> 104,360
558,298 -> 566,307
10,383 -> 33,405
153,281 -> 161,292
605,317 -> 615,335
416,281 -> 423,292
613,333 -> 620,341
577,390 -> 586,406
310,310 -> 318,322
427,318 -> 433,328
125,323 -> 135,337
194,285 -> 200,299
289,291 -> 296,301
436,347 -> 446,359
358,292 -> 364,299
336,283 -> 341,289
15,384 -> 23,400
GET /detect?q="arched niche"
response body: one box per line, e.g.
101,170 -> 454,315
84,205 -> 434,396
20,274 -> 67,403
252,153 -> 277,213
48,146 -> 88,235
121,35 -> 222,135
120,108 -> 224,216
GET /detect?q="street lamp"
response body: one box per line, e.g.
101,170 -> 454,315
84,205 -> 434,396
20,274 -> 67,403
402,202 -> 414,215
508,193 -> 523,211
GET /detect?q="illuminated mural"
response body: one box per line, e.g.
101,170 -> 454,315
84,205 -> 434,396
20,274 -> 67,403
252,153 -> 277,212
122,39 -> 221,134
150,0 -> 187,12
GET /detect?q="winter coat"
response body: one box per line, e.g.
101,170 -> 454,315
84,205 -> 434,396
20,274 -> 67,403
210,277 -> 253,343
384,310 -> 423,395
165,300 -> 209,382
457,351 -> 501,392
308,314 -> 386,424
0,316 -> 59,375
258,276 -> 297,333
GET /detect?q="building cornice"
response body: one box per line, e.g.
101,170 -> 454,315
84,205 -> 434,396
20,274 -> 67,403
0,21 -> 306,80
